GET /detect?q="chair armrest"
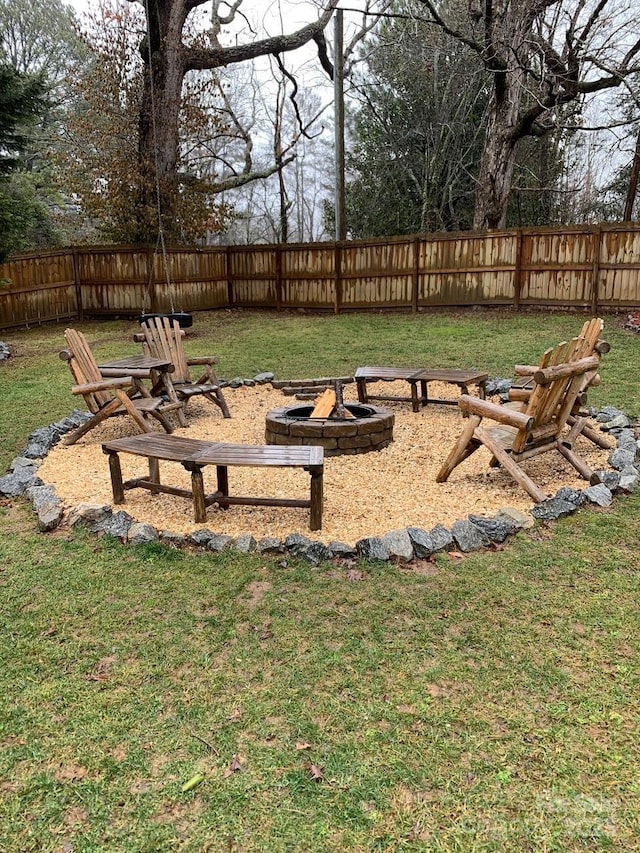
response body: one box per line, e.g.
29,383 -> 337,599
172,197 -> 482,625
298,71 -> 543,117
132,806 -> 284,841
100,367 -> 163,379
533,355 -> 599,385
187,356 -> 219,366
513,364 -> 539,377
508,388 -> 532,402
458,394 -> 534,431
71,376 -> 133,395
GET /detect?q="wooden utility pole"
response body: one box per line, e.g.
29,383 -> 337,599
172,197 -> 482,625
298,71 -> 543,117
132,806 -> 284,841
334,9 -> 346,241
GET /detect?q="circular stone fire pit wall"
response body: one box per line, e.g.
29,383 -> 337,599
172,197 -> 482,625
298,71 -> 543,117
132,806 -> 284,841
265,404 -> 394,456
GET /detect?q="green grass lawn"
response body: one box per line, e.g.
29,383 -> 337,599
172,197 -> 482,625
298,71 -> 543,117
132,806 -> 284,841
1,309 -> 639,852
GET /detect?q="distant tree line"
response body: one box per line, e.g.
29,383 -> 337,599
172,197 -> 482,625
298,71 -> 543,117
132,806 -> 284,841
1,0 -> 640,262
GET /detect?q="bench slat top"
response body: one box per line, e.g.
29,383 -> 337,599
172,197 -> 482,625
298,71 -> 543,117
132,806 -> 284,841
103,433 -> 323,467
102,434 -> 220,461
195,443 -> 324,467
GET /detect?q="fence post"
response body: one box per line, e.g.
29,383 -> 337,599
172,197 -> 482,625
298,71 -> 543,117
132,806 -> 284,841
513,229 -> 523,311
72,247 -> 83,321
226,245 -> 234,308
591,225 -> 601,315
334,242 -> 342,314
275,244 -> 283,311
412,236 -> 420,313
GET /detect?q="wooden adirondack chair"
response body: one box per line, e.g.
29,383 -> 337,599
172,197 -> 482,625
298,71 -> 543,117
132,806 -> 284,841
60,328 -> 175,446
508,318 -> 612,449
436,336 -> 603,503
134,316 -> 230,426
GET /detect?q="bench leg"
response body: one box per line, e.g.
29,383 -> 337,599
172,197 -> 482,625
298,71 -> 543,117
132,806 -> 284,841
148,457 -> 161,493
356,377 -> 368,404
190,465 -> 207,523
216,465 -> 229,511
105,450 -> 124,504
409,381 -> 419,413
309,466 -> 323,531
420,379 -> 428,407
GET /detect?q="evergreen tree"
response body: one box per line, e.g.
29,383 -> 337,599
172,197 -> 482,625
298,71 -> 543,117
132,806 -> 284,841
343,4 -> 489,237
0,63 -> 48,260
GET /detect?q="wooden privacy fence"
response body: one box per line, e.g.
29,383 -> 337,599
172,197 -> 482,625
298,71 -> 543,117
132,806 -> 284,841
1,223 -> 640,329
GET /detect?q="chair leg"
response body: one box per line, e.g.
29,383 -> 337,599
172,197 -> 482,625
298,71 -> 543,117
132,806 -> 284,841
203,390 -> 231,418
62,398 -> 123,445
476,427 -> 547,503
436,415 -> 482,482
566,415 -> 613,449
148,409 -> 174,434
115,390 -> 155,434
215,388 -> 231,418
557,443 -> 593,481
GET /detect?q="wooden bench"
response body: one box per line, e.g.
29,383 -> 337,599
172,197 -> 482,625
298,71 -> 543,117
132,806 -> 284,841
101,434 -> 324,530
355,366 -> 488,412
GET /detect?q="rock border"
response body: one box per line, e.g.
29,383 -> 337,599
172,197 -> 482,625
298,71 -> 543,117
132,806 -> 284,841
2,375 -> 638,565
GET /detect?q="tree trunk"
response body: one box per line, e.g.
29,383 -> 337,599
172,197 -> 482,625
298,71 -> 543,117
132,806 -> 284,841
136,0 -> 189,242
472,69 -> 526,230
623,126 -> 640,222
130,0 -> 337,243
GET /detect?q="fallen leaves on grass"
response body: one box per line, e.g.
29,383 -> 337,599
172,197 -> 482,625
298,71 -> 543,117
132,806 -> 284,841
54,763 -> 88,783
305,762 -> 324,782
346,568 -> 366,581
223,755 -> 243,778
87,655 -> 117,682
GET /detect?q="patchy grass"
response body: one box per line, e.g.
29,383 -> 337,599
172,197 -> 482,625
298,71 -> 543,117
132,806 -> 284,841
1,308 -> 640,851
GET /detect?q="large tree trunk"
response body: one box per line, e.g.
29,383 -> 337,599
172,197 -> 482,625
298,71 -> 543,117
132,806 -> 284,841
130,0 -> 337,243
472,69 -> 526,230
136,0 -> 189,242
623,126 -> 640,222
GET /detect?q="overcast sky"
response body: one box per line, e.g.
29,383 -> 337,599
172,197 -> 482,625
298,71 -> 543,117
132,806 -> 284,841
64,0 -> 337,30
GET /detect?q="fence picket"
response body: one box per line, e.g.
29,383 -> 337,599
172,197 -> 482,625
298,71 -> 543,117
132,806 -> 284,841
2,224 -> 640,329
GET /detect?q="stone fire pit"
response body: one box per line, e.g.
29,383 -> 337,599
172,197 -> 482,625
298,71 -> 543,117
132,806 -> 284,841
265,402 -> 394,456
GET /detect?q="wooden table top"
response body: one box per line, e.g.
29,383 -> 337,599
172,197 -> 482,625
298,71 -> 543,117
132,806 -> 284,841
355,366 -> 488,383
410,368 -> 488,383
99,355 -> 174,372
354,366 -> 422,380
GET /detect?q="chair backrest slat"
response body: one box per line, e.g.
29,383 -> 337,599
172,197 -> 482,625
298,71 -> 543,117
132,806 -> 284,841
64,328 -> 111,411
140,317 -> 190,383
511,333 -> 602,455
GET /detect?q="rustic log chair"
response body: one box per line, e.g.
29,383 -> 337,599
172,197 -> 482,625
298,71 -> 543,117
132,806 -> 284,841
507,318 -> 612,450
59,328 -> 175,446
134,317 -> 230,427
436,335 -> 604,503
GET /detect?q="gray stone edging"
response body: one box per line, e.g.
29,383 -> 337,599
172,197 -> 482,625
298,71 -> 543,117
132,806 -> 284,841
1,375 -> 638,565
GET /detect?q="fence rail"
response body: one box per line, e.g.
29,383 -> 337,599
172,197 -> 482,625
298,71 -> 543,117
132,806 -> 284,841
2,223 -> 640,329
